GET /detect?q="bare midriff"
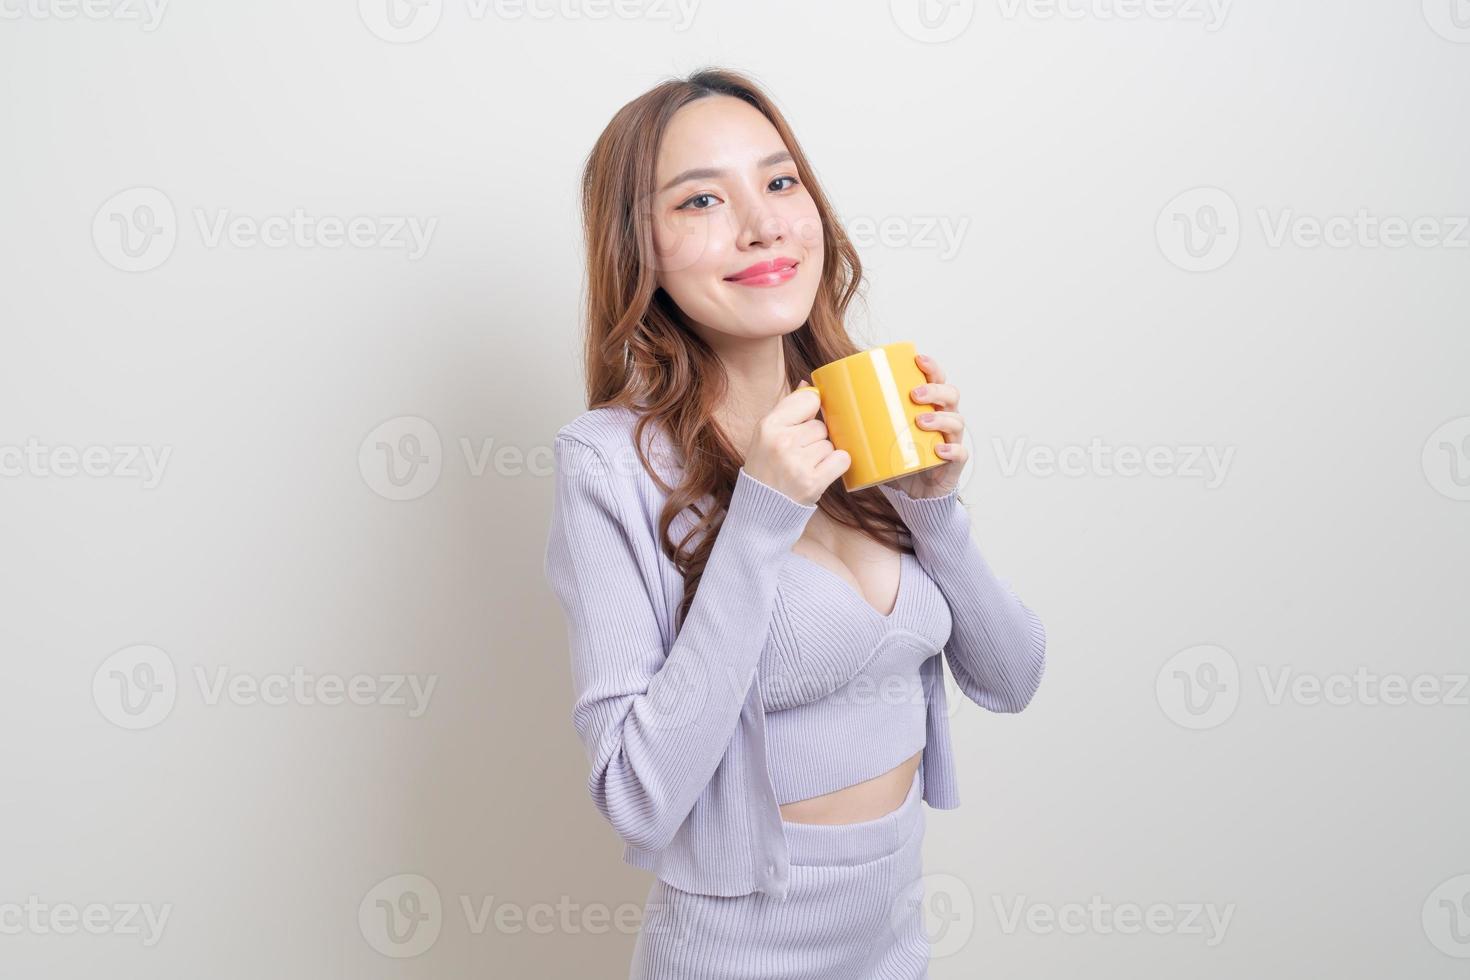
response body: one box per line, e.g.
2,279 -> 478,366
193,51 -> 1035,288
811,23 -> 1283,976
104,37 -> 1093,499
778,749 -> 921,824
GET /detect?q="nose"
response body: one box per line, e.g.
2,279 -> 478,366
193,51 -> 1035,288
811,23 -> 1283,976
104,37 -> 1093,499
735,197 -> 787,250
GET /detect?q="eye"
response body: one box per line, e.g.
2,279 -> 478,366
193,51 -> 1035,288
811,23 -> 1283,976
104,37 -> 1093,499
676,192 -> 721,212
771,175 -> 800,192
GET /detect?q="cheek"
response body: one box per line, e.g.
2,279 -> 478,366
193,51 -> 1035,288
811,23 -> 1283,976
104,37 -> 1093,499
651,211 -> 734,284
789,200 -> 825,254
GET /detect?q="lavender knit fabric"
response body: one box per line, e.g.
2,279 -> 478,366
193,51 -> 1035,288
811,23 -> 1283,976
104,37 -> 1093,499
543,405 -> 1047,902
630,767 -> 932,979
761,547 -> 950,806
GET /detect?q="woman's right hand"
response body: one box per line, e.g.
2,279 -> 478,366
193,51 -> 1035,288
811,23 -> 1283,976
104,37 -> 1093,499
740,380 -> 851,506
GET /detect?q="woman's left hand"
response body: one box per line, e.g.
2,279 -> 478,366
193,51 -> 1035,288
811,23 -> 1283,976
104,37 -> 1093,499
890,351 -> 968,500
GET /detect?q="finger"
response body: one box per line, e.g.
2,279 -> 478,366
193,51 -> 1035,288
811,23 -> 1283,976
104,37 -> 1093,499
777,384 -> 823,424
911,380 -> 959,410
793,416 -> 830,446
814,446 -> 851,485
915,352 -> 946,384
934,441 -> 968,463
916,410 -> 964,439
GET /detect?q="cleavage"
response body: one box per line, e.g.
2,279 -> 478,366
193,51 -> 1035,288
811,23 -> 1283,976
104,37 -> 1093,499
790,525 -> 900,619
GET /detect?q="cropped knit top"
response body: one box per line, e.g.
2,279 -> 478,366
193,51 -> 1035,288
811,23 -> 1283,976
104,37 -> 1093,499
543,405 -> 1047,900
761,549 -> 951,805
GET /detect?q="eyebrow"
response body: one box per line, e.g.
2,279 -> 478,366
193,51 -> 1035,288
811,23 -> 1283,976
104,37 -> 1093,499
658,150 -> 794,194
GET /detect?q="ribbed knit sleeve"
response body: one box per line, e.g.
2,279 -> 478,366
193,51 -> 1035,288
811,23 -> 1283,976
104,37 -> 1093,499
878,482 -> 1046,713
545,434 -> 817,852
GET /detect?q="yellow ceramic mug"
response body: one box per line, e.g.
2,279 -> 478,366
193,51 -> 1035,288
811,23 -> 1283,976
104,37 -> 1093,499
796,340 -> 948,492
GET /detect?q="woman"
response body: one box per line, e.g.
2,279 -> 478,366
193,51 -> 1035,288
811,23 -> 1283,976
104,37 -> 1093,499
544,67 -> 1046,979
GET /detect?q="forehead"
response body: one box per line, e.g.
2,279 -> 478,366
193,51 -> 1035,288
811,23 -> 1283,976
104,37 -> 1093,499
655,95 -> 786,181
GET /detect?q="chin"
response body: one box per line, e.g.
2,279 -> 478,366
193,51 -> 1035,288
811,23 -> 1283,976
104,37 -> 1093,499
727,292 -> 819,331
743,308 -> 813,336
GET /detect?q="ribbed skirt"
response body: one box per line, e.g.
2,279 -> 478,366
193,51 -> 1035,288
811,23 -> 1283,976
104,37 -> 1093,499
629,769 -> 929,979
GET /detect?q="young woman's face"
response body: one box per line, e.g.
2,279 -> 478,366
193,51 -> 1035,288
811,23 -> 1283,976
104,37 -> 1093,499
648,95 -> 824,344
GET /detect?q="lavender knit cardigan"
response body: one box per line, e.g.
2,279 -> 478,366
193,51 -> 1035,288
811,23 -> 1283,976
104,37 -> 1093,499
543,405 -> 1046,900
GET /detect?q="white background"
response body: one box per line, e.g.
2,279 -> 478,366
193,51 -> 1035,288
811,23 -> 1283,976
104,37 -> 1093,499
2,0 -> 1468,976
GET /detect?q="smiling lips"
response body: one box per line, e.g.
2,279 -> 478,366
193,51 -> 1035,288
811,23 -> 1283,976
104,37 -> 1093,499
724,256 -> 799,287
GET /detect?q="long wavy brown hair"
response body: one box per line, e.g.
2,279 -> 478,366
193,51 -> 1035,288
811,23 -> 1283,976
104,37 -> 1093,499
578,66 -> 914,629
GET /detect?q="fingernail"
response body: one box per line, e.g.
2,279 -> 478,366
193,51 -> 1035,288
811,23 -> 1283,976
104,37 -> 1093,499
913,385 -> 926,397
918,413 -> 935,423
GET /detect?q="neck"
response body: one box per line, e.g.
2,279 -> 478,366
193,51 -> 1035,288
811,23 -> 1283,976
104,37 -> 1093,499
708,333 -> 791,454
